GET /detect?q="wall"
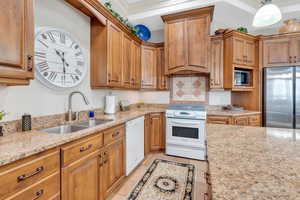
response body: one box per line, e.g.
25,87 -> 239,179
0,0 -> 140,121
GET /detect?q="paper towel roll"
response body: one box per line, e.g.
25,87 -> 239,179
105,96 -> 116,114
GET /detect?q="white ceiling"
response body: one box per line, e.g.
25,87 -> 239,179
111,0 -> 300,34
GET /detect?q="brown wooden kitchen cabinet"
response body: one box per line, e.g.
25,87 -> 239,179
0,0 -> 34,86
262,32 -> 300,67
223,30 -> 258,91
207,114 -> 261,127
122,33 -> 133,88
162,7 -> 214,74
210,35 -> 224,89
131,41 -> 142,89
0,149 -> 60,200
62,151 -> 100,200
100,137 -> 125,200
157,47 -> 169,90
147,113 -> 165,151
107,22 -> 123,87
141,45 -> 157,89
207,115 -> 232,125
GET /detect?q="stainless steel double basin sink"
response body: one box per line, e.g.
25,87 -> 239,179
40,119 -> 112,134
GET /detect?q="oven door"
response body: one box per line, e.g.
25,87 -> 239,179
166,118 -> 205,147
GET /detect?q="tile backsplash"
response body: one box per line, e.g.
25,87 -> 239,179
171,76 -> 207,103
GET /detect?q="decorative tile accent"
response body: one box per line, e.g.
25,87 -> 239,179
172,76 -> 207,102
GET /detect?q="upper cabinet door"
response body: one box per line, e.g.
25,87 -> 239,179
141,46 -> 157,89
107,22 -> 123,87
291,36 -> 300,65
122,34 -> 132,88
157,47 -> 169,90
131,41 -> 141,89
263,38 -> 292,67
210,37 -> 223,89
232,38 -> 245,65
165,20 -> 186,73
186,16 -> 210,71
0,0 -> 34,85
244,40 -> 256,66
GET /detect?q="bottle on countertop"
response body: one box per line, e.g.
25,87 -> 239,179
22,113 -> 32,132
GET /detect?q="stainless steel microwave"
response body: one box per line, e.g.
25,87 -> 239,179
235,70 -> 251,86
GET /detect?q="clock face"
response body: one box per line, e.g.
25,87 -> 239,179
35,27 -> 87,89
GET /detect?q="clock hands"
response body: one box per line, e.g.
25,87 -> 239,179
55,49 -> 69,67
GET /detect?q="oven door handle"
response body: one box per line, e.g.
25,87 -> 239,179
170,120 -> 202,126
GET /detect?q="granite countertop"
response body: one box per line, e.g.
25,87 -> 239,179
0,107 -> 166,167
206,124 -> 300,200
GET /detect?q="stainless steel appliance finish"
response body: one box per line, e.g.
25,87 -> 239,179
234,69 -> 251,86
40,119 -> 112,134
264,66 -> 300,129
67,91 -> 90,122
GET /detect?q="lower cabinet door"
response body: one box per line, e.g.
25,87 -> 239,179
62,151 -> 100,200
101,138 -> 125,199
150,113 -> 163,151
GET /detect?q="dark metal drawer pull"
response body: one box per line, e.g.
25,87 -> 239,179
112,131 -> 120,137
17,166 -> 44,182
32,189 -> 44,200
80,144 -> 93,152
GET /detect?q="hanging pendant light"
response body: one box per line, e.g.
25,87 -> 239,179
253,0 -> 282,27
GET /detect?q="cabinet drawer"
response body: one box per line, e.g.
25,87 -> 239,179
248,115 -> 261,126
0,150 -> 60,200
61,134 -> 103,166
104,124 -> 125,145
234,116 -> 249,126
5,172 -> 60,200
207,116 -> 232,125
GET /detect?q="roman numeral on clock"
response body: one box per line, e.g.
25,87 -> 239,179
49,72 -> 57,81
47,32 -> 56,43
60,33 -> 66,44
38,39 -> 49,48
75,52 -> 82,57
71,75 -> 77,83
77,61 -> 84,66
75,69 -> 82,76
35,51 -> 46,59
37,61 -> 49,72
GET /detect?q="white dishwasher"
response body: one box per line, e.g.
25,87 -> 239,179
126,116 -> 144,176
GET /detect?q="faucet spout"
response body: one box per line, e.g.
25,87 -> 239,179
67,91 -> 90,122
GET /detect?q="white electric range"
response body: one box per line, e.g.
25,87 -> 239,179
165,104 -> 207,160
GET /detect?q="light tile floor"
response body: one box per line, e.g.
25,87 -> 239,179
108,152 -> 209,200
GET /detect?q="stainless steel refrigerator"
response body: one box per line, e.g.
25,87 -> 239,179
263,67 -> 300,129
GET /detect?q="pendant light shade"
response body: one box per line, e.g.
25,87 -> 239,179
253,0 -> 282,27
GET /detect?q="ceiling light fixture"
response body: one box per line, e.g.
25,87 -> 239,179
253,0 -> 282,27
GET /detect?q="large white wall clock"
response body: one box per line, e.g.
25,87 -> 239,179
35,27 -> 87,89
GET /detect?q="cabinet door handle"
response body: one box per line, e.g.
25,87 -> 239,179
27,55 -> 33,72
289,56 -> 293,63
99,154 -> 103,166
205,172 -> 211,185
17,166 -> 44,182
112,131 -> 120,137
80,144 -> 93,152
103,152 -> 108,164
32,189 -> 44,200
294,56 -> 297,63
204,193 -> 209,200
